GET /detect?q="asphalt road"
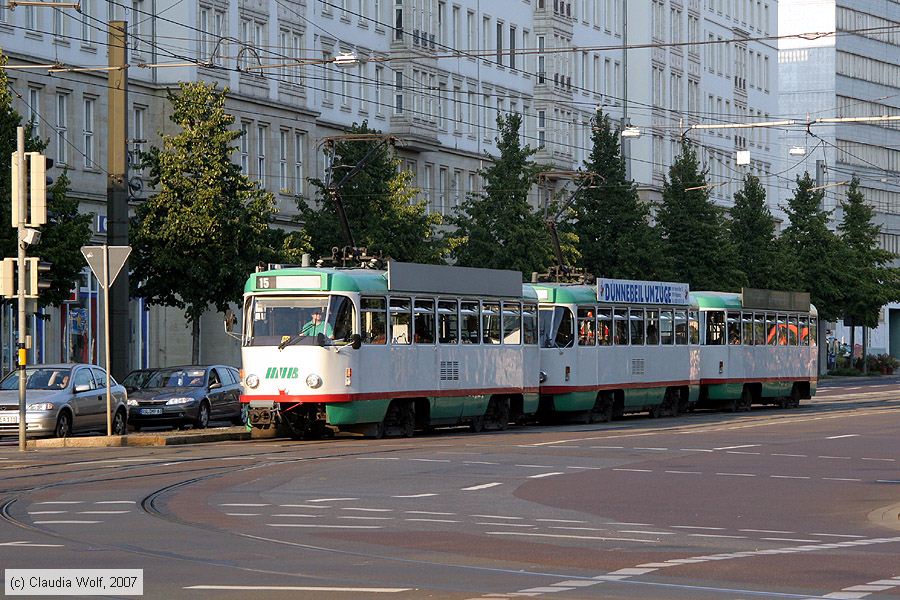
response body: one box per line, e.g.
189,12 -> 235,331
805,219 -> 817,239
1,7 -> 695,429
0,377 -> 898,599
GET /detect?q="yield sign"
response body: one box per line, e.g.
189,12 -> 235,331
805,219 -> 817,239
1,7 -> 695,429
81,245 -> 131,289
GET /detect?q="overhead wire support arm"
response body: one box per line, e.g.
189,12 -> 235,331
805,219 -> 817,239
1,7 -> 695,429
536,170 -> 601,283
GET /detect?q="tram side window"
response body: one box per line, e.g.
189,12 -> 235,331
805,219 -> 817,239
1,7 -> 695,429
578,307 -> 596,346
777,314 -> 788,346
810,317 -> 818,346
706,311 -> 726,345
799,315 -> 810,346
674,310 -> 687,344
789,315 -> 799,345
460,301 -> 480,344
646,309 -> 659,345
390,298 -> 412,345
630,308 -> 645,345
660,310 -> 674,345
754,313 -> 766,345
503,302 -> 522,344
766,313 -> 777,345
727,311 -> 741,345
613,308 -> 628,345
482,302 -> 501,344
328,295 -> 356,342
522,303 -> 538,345
689,310 -> 700,344
414,299 -> 436,344
597,309 -> 612,345
361,297 -> 387,345
742,312 -> 753,346
438,300 -> 459,344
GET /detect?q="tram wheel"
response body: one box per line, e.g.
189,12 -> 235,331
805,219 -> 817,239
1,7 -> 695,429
589,394 -> 613,423
737,387 -> 753,412
470,415 -> 485,433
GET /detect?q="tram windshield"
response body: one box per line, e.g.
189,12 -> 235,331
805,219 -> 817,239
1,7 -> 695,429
244,295 -> 356,347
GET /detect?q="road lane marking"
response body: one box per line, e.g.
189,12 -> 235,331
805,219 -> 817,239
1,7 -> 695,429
0,541 -> 63,547
267,524 -> 382,529
404,511 -> 455,515
462,461 -> 499,465
226,513 -> 262,516
405,518 -> 459,523
590,445 -> 624,449
278,504 -> 330,509
739,529 -> 795,534
670,525 -> 724,530
32,520 -> 101,524
818,456 -> 852,460
771,475 -> 810,479
549,527 -> 608,531
476,522 -> 535,527
391,493 -> 438,498
472,514 -> 523,520
715,472 -> 756,477
822,478 -> 862,482
308,498 -> 359,502
220,503 -> 269,507
34,501 -> 83,505
619,530 -> 676,536
665,470 -> 701,474
78,511 -> 130,514
528,472 -> 564,479
688,534 -> 747,539
338,516 -> 393,521
536,519 -> 585,523
95,501 -> 136,504
825,434 -> 859,439
270,514 -> 319,518
810,533 -> 865,538
680,448 -> 714,452
726,451 -> 761,455
356,457 -> 400,460
713,444 -> 761,450
761,537 -> 821,543
515,464 -> 555,468
341,508 -> 393,512
772,453 -> 806,457
461,483 -> 502,491
612,468 -> 652,473
607,522 -> 653,526
185,585 -> 410,593
862,458 -> 895,462
634,447 -> 668,451
409,459 -> 451,463
27,511 -> 67,515
486,532 -> 659,543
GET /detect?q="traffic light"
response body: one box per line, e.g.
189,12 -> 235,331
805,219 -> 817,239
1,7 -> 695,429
25,258 -> 51,298
10,152 -> 52,227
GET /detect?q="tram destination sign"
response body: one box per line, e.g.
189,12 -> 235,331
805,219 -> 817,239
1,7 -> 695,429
742,288 -> 810,312
387,261 -> 522,298
597,278 -> 690,305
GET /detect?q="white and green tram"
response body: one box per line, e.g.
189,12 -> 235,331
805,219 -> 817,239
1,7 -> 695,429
529,279 -> 701,421
239,261 -> 540,438
694,289 -> 818,410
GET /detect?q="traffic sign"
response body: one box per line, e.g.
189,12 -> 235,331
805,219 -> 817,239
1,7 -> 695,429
81,245 -> 131,289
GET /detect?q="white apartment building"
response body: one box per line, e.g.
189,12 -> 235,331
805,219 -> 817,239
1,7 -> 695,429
779,0 -> 900,357
0,0 -> 779,372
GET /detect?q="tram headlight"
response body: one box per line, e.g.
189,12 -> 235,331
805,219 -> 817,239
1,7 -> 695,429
306,373 -> 323,389
245,374 -> 260,389
539,371 -> 547,383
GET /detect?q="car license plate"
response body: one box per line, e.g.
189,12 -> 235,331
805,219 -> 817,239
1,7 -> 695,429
140,408 -> 163,415
0,413 -> 18,424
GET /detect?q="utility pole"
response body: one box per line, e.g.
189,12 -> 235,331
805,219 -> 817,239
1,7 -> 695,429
15,128 -> 26,452
107,21 -> 130,379
815,158 -> 830,376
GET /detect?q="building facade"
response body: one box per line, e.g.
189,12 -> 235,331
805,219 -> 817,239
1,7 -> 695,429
0,0 -> 779,374
779,0 -> 900,357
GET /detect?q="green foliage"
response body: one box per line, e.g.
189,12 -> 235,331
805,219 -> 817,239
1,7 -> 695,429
729,174 -> 788,289
131,82 -> 278,328
779,172 -> 846,322
448,113 -> 553,279
299,121 -> 443,264
573,110 -> 666,280
836,177 -> 900,327
657,139 -> 743,290
0,53 -> 91,307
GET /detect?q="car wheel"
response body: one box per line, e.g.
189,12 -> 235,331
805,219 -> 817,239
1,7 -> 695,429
231,404 -> 248,426
131,423 -> 142,432
194,402 -> 210,429
112,409 -> 127,435
54,411 -> 72,438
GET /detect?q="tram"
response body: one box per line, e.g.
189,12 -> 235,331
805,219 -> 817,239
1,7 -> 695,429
531,279 -> 700,422
239,261 -> 540,438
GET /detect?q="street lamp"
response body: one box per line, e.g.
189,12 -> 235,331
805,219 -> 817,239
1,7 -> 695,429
621,126 -> 642,138
333,53 -> 360,67
789,146 -> 806,156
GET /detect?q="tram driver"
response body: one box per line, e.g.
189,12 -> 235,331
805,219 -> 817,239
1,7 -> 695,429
300,309 -> 334,338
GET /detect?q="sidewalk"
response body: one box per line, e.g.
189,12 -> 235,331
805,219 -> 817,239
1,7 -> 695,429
26,426 -> 250,449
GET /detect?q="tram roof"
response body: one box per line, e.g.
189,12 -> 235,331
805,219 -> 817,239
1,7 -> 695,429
691,291 -> 817,315
245,266 -> 538,300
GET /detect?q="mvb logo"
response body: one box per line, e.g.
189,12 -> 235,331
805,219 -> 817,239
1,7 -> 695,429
265,367 -> 300,379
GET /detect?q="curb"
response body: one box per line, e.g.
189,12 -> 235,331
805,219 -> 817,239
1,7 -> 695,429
867,503 -> 900,532
26,430 -> 250,449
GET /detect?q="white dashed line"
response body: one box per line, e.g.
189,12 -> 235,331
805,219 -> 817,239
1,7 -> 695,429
338,516 -> 394,521
32,520 -> 101,524
226,513 -> 262,517
461,482 -> 503,491
760,537 -> 821,543
34,501 -> 83,505
771,453 -> 806,457
278,504 -> 329,509
825,434 -> 859,439
462,461 -> 499,465
405,518 -> 459,523
309,498 -> 359,503
688,534 -> 747,539
220,503 -> 269,507
679,448 -> 714,452
471,514 -> 523,520
670,526 -> 724,530
27,511 -> 67,515
476,522 -> 536,528
404,511 -> 455,516
78,511 -> 130,515
619,530 -> 676,536
715,472 -> 756,477
270,514 -> 319,518
634,447 -> 668,451
811,533 -> 865,539
486,532 -> 659,543
822,478 -> 862,482
771,475 -> 810,480
356,457 -> 400,460
713,444 -> 761,450
528,472 -> 564,479
862,458 -> 895,462
267,524 -> 382,529
665,470 -> 701,474
341,508 -> 393,512
818,456 -> 852,460
739,529 -> 795,534
409,459 -> 451,463
95,501 -> 136,505
515,464 -> 555,468
536,519 -> 585,523
612,468 -> 652,473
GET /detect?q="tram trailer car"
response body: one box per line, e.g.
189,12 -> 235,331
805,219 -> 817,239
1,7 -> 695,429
531,279 -> 701,422
239,261 -> 541,438
694,290 -> 817,411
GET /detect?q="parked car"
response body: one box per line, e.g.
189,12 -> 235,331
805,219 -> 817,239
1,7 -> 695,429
122,368 -> 158,393
0,363 -> 128,438
126,365 -> 243,431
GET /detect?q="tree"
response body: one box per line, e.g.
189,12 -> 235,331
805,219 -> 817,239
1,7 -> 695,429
132,82 -> 278,362
572,109 -> 666,280
0,54 -> 91,308
837,177 -> 900,328
299,122 -> 443,264
448,113 -> 553,279
656,139 -> 743,290
729,173 -> 786,289
779,172 -> 845,322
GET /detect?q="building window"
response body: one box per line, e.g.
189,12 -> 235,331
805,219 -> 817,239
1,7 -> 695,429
132,106 -> 145,174
394,69 -> 404,114
56,94 -> 68,166
394,0 -> 403,40
83,98 -> 94,169
256,125 -> 267,185
538,109 -> 546,147
81,0 -> 94,43
374,65 -> 383,114
294,132 -> 305,195
509,26 -> 516,69
438,167 -> 447,215
496,20 -> 503,64
279,130 -> 289,192
358,63 -> 367,112
240,123 -> 249,175
27,88 -> 40,132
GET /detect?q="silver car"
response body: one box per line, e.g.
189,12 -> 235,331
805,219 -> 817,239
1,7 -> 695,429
0,363 -> 128,438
